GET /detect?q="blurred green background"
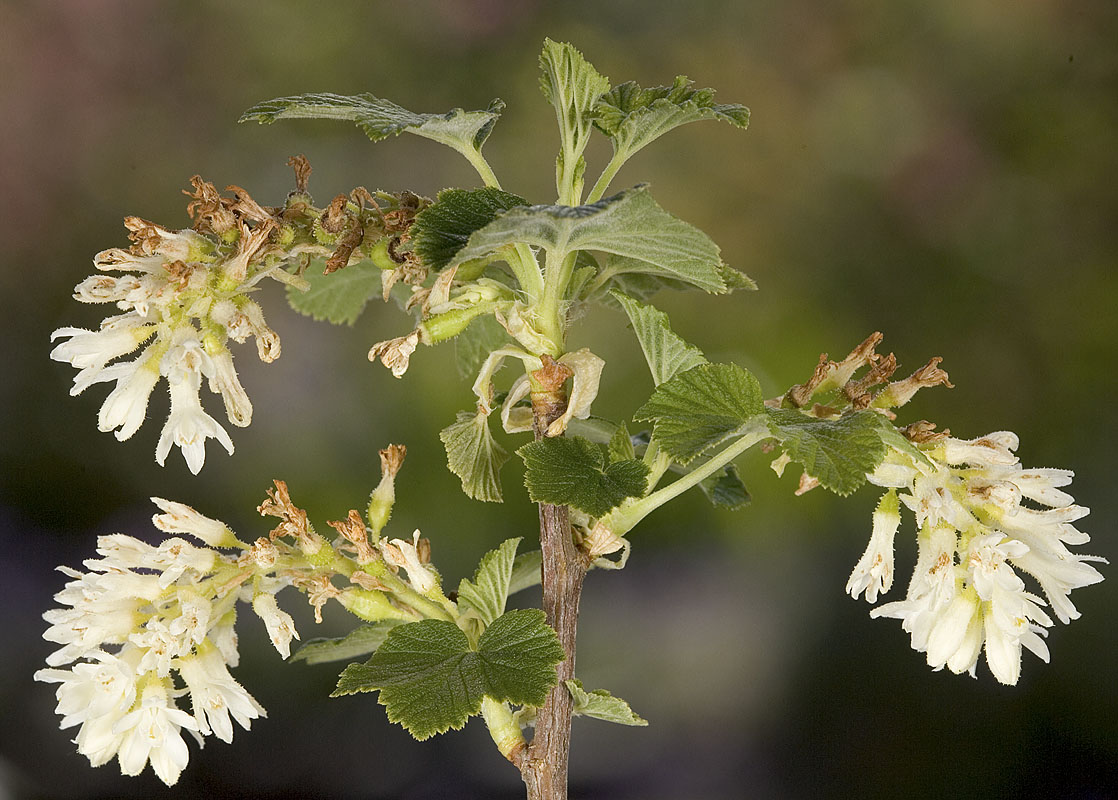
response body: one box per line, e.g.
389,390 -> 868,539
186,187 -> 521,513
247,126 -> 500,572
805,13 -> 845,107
2,1 -> 1116,797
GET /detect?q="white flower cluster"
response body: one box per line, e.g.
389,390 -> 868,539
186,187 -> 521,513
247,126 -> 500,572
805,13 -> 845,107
50,214 -> 282,474
35,499 -> 299,785
848,431 -> 1105,685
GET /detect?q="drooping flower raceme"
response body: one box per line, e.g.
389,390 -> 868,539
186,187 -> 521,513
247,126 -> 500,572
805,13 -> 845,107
34,503 -> 277,785
36,463 -> 447,786
848,431 -> 1105,685
50,181 -> 286,474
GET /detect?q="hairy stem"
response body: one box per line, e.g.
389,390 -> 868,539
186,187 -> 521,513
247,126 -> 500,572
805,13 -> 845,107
515,378 -> 587,800
605,419 -> 770,536
585,148 -> 628,204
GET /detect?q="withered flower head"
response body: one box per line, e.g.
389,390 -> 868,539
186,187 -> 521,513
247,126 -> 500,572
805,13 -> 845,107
873,357 -> 954,409
184,175 -> 237,235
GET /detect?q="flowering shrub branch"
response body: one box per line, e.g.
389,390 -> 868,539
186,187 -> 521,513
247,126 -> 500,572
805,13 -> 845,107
40,39 -> 1103,799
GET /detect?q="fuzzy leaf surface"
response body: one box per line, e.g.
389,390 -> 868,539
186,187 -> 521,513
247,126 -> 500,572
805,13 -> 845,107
440,411 -> 509,503
291,621 -> 403,665
539,39 -> 609,134
590,262 -> 754,307
608,421 -> 637,462
519,436 -> 649,517
765,409 -> 889,496
634,363 -> 764,464
240,93 -> 504,151
457,538 -> 521,627
447,186 -> 724,292
698,461 -> 751,509
613,293 -> 707,386
332,611 -> 562,740
286,259 -> 382,325
566,679 -> 648,726
539,38 -> 609,188
454,315 -> 512,379
593,75 -> 749,158
413,188 -> 527,270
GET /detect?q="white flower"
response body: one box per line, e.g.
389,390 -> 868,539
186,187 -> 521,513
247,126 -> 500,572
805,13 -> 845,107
96,356 -> 161,441
56,213 -> 286,472
151,497 -> 240,548
176,643 -> 265,744
42,567 -> 148,666
156,361 -> 234,474
35,649 -> 140,749
872,524 -> 960,653
252,593 -> 299,659
846,489 -> 900,603
132,619 -> 189,677
383,530 -> 437,594
859,430 -> 1104,684
113,678 -> 199,786
94,533 -> 217,587
207,348 -> 253,427
50,315 -> 155,395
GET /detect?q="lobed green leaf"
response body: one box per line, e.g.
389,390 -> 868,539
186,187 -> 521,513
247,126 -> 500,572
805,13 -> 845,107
634,363 -> 764,464
539,38 -> 610,197
566,679 -> 648,726
457,538 -> 521,628
607,421 -> 637,462
413,188 -> 527,270
332,610 -> 563,740
286,259 -> 383,325
440,410 -> 510,503
613,293 -> 707,386
764,408 -> 889,496
518,436 -> 650,518
291,621 -> 403,665
593,75 -> 749,159
240,93 -> 504,152
448,186 -> 725,293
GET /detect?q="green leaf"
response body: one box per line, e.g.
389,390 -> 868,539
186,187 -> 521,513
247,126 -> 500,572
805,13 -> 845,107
539,39 -> 610,132
508,550 -> 543,595
591,256 -> 755,303
413,188 -> 527,271
457,538 -> 521,628
764,409 -> 889,496
593,75 -> 749,159
698,461 -> 751,510
454,314 -> 512,379
539,39 -> 610,197
634,363 -> 764,464
332,610 -> 563,740
518,436 -> 650,517
291,621 -> 403,665
608,421 -> 636,462
240,93 -> 504,152
613,293 -> 707,386
440,410 -> 510,503
719,263 -> 758,292
286,259 -> 383,325
471,609 -> 565,706
566,679 -> 648,726
448,186 -> 725,293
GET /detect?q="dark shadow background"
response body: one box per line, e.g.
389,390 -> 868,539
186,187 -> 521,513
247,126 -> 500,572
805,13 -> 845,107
2,1 -> 1115,798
